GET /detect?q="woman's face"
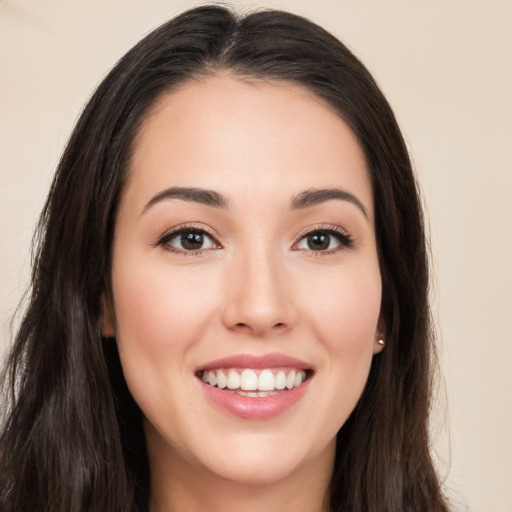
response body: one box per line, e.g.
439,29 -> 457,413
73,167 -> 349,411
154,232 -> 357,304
105,75 -> 383,487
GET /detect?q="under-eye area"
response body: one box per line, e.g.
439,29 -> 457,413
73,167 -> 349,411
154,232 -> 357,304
197,368 -> 314,397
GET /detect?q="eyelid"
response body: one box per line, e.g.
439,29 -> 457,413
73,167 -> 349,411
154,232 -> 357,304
154,223 -> 222,253
292,224 -> 354,253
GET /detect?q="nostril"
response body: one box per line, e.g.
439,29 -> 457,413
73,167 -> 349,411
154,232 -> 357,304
231,321 -> 287,335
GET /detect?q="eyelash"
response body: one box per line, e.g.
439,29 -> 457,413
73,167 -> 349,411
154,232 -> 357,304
293,225 -> 354,255
155,224 -> 354,256
156,224 -> 221,255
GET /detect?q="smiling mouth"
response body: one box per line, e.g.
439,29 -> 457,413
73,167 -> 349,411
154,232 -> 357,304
197,368 -> 312,397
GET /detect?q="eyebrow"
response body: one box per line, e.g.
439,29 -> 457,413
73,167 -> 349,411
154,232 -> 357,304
143,187 -> 229,213
142,186 -> 368,219
290,188 -> 369,219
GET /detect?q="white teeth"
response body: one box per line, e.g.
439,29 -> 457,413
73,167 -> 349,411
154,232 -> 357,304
240,369 -> 258,391
227,370 -> 241,389
238,391 -> 259,397
202,367 -> 309,394
258,369 -> 275,391
295,371 -> 306,387
275,371 -> 286,389
216,370 -> 227,389
286,370 -> 296,389
207,371 -> 217,387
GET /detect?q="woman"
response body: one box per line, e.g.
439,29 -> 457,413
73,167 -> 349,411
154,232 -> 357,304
0,5 -> 450,512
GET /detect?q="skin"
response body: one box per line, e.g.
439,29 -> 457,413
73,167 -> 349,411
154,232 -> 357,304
103,75 -> 384,512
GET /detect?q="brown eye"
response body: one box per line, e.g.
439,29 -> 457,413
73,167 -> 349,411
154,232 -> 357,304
306,233 -> 331,250
161,228 -> 219,253
181,231 -> 205,250
295,228 -> 353,253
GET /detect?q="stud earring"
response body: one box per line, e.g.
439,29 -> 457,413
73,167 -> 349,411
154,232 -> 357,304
377,339 -> 385,346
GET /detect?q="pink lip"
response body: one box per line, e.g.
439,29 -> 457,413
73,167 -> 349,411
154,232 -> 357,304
196,353 -> 313,420
199,378 -> 311,420
197,352 -> 312,371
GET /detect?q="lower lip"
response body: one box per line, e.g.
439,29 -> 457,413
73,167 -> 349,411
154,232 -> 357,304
199,378 -> 311,420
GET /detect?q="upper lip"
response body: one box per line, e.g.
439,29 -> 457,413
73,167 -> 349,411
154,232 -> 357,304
197,353 -> 313,372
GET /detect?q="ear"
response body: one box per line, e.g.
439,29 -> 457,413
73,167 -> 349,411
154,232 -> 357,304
373,318 -> 386,354
101,293 -> 116,338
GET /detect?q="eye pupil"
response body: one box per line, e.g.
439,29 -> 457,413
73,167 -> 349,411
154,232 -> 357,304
181,231 -> 203,250
308,233 -> 329,250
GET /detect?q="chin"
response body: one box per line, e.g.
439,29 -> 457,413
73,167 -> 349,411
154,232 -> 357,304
200,451 -> 309,486
191,430 -> 335,487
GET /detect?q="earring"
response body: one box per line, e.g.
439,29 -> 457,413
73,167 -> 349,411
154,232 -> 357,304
377,339 -> 385,346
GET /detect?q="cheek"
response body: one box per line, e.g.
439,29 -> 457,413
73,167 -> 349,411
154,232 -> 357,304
110,258 -> 224,433
279,261 -> 382,446
110,257 -> 223,394
304,263 -> 382,346
300,261 -> 381,401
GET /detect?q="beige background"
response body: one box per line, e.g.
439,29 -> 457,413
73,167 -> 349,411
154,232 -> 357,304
1,1 -> 511,510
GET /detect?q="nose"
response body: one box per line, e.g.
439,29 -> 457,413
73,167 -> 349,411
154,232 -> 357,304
221,247 -> 297,337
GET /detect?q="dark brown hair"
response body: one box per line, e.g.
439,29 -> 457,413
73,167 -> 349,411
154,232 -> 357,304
0,5 -> 449,511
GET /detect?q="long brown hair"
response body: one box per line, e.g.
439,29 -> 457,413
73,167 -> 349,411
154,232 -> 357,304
0,5 -> 449,511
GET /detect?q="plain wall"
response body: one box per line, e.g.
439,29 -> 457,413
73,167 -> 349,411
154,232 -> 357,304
1,1 -> 511,510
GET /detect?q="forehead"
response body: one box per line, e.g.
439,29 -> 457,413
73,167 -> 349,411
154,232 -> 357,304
126,74 -> 372,216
